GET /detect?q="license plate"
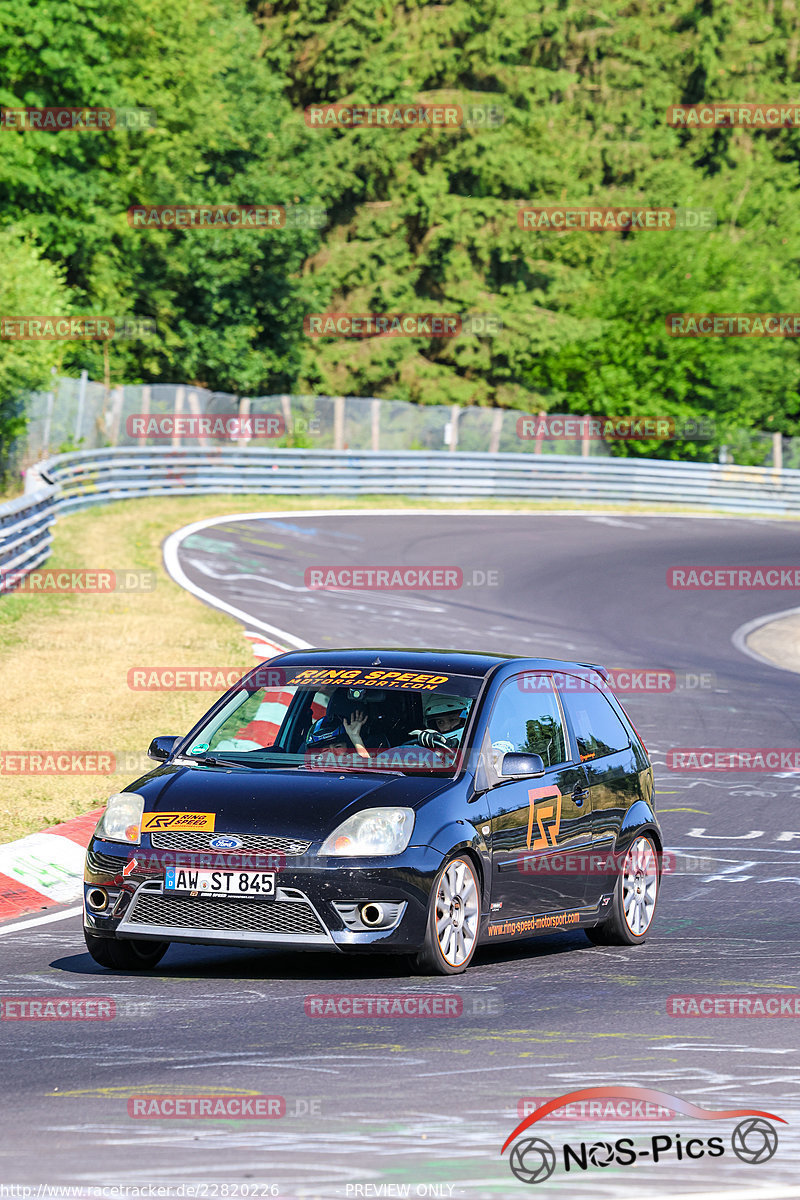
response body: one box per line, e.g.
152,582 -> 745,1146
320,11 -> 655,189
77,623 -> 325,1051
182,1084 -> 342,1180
165,868 -> 276,897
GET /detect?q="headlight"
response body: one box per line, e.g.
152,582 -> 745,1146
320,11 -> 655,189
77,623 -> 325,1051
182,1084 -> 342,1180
95,792 -> 144,845
319,807 -> 415,857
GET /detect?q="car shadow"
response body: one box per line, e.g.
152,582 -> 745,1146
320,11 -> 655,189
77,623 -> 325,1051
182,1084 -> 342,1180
473,929 -> 596,968
51,930 -> 594,981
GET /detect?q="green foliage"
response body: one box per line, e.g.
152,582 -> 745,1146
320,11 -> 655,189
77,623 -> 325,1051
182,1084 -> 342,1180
0,228 -> 71,475
254,0 -> 800,447
3,0 -> 800,455
0,0 -> 325,394
523,715 -> 565,766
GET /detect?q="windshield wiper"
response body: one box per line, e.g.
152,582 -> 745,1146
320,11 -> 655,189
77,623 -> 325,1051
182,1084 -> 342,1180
189,755 -> 267,769
305,764 -> 406,776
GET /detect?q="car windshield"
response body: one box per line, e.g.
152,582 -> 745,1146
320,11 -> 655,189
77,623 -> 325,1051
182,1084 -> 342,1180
180,665 -> 483,775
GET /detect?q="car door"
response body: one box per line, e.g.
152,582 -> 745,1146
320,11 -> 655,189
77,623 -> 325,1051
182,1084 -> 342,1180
556,674 -> 642,905
484,672 -> 593,919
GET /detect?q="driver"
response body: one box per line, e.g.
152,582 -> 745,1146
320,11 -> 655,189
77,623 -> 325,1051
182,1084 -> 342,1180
411,694 -> 469,752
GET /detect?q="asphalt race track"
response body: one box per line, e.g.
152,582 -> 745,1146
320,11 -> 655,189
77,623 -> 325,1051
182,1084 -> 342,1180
3,510 -> 800,1198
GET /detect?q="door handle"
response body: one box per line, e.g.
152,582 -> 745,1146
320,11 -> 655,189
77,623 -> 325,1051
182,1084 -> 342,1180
572,787 -> 589,807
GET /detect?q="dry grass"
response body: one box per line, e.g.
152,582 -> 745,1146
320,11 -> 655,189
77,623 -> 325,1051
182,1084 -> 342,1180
0,491 -> 784,843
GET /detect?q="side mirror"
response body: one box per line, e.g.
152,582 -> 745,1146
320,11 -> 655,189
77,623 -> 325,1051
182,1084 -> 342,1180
501,752 -> 545,778
148,735 -> 181,762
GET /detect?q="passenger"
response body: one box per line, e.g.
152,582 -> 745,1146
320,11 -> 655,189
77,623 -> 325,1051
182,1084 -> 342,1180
329,686 -> 395,748
304,709 -> 370,761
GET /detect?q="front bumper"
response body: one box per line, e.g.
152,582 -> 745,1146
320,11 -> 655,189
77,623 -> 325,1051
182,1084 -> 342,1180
83,837 -> 445,953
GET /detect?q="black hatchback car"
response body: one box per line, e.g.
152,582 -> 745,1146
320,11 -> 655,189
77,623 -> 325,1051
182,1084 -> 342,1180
83,648 -> 662,974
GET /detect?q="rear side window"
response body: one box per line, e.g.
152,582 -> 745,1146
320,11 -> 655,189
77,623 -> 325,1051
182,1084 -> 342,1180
560,680 -> 630,761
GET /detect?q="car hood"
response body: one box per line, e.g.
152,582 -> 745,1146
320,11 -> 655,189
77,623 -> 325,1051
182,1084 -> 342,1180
131,764 -> 453,845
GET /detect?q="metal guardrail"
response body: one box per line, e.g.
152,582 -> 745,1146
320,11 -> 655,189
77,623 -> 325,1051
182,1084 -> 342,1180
1,446 -> 796,591
38,447 -> 798,514
0,484 -> 58,592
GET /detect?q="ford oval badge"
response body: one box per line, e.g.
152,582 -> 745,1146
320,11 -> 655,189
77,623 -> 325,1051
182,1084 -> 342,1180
210,835 -> 243,850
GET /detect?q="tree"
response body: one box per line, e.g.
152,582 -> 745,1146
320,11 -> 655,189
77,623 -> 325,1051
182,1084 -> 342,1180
0,229 -> 71,479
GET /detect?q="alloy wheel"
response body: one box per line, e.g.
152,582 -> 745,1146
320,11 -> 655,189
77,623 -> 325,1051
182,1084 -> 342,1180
435,858 -> 479,967
621,837 -> 658,936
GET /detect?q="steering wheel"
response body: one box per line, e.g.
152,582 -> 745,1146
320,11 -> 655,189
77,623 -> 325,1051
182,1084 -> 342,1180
416,729 -> 458,758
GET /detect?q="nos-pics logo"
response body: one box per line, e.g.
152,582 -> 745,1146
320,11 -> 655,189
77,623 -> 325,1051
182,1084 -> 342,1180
502,1086 -> 784,1184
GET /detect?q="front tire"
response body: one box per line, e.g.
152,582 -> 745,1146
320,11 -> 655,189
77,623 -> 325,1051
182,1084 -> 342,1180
412,855 -> 481,975
84,930 -> 169,971
586,835 -> 660,946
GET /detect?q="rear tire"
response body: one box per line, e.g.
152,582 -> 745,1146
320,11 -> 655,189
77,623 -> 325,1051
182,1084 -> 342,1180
411,855 -> 481,975
586,835 -> 660,946
84,929 -> 169,971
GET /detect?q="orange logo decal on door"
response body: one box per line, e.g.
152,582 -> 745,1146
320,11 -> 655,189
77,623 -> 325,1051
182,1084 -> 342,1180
526,786 -> 562,850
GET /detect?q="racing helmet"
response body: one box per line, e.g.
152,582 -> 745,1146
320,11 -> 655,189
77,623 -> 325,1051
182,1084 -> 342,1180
305,716 -> 349,750
424,694 -> 467,720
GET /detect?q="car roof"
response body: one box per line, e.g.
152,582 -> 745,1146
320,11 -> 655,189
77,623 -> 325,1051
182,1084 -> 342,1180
264,647 -> 607,681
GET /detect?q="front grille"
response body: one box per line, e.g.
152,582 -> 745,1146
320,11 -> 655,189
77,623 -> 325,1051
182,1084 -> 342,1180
149,831 -> 312,855
126,890 -> 325,936
86,849 -> 129,875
